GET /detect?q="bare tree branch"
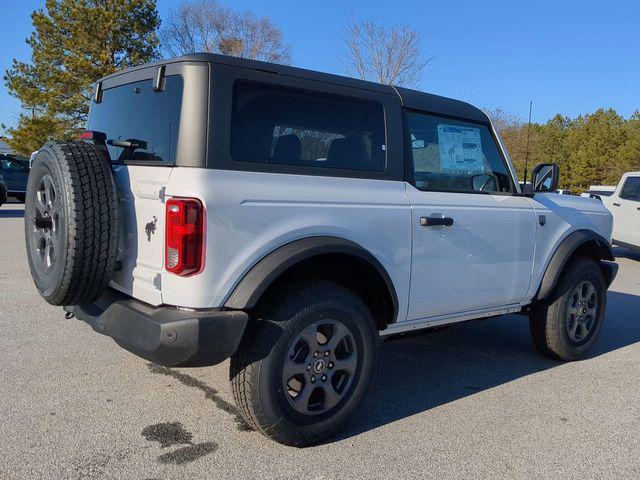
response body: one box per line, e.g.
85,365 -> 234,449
338,16 -> 429,88
159,0 -> 291,64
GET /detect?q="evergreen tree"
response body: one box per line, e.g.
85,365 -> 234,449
565,109 -> 627,190
3,0 -> 160,155
619,111 -> 640,174
537,115 -> 570,188
489,108 -> 639,191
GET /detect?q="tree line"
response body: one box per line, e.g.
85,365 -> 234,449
490,108 -> 640,191
3,0 -> 638,191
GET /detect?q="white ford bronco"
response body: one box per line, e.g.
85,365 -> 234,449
25,54 -> 618,446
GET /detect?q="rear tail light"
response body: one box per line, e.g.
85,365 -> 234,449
78,130 -> 107,142
165,198 -> 205,276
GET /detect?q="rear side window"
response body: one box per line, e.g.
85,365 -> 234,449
620,176 -> 640,201
87,76 -> 183,164
405,111 -> 513,193
231,81 -> 386,172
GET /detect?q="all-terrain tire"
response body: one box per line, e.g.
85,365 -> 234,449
530,257 -> 606,361
230,280 -> 378,446
24,141 -> 118,306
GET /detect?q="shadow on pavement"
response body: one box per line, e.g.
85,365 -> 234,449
336,290 -> 640,441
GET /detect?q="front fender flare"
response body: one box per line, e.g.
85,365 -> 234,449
223,236 -> 399,322
537,229 -> 614,301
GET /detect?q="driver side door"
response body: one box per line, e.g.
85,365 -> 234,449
405,110 -> 537,321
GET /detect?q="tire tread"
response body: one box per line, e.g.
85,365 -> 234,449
530,257 -> 606,361
27,141 -> 118,306
230,280 -> 376,446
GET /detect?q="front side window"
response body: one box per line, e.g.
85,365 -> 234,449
231,81 -> 386,172
405,111 -> 513,193
620,177 -> 640,201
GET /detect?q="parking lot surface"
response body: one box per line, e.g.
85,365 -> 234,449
1,200 -> 640,480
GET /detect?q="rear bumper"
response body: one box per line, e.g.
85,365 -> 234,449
71,289 -> 249,367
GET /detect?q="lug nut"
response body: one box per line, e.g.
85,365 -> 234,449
321,374 -> 327,381
328,362 -> 334,369
313,351 -> 318,358
306,364 -> 311,371
310,375 -> 316,383
324,351 -> 330,357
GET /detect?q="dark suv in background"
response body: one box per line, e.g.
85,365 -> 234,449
0,154 -> 30,202
0,170 -> 6,207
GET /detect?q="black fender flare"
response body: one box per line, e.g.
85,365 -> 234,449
224,236 -> 399,322
537,229 -> 615,300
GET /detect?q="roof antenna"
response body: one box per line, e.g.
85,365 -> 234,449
523,100 -> 533,186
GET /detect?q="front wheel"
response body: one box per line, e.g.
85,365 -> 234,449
230,280 -> 377,446
530,258 -> 606,361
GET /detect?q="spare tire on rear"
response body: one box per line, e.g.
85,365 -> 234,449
24,141 -> 118,306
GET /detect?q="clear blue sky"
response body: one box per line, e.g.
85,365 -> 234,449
1,0 -> 638,129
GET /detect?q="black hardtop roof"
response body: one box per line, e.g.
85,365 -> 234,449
99,53 -> 490,124
395,86 -> 490,124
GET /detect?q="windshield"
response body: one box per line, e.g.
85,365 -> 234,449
1,156 -> 30,172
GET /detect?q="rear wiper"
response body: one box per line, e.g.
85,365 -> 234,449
107,138 -> 148,150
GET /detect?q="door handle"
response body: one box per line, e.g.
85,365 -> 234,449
420,216 -> 454,227
613,203 -> 621,207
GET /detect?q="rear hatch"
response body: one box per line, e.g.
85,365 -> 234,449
109,165 -> 172,305
86,62 -> 207,306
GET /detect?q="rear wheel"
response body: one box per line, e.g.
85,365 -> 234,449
230,281 -> 377,446
530,258 -> 606,361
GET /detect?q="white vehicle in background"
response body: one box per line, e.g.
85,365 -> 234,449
581,185 -> 616,199
600,172 -> 640,252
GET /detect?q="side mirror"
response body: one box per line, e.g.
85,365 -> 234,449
471,173 -> 498,192
531,163 -> 560,192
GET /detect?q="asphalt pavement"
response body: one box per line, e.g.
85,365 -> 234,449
1,200 -> 640,480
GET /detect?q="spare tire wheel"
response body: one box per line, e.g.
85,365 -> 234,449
24,141 -> 119,306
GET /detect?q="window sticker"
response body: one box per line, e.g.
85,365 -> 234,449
437,124 -> 483,173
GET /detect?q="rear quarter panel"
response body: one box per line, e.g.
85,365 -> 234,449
163,169 -> 413,317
